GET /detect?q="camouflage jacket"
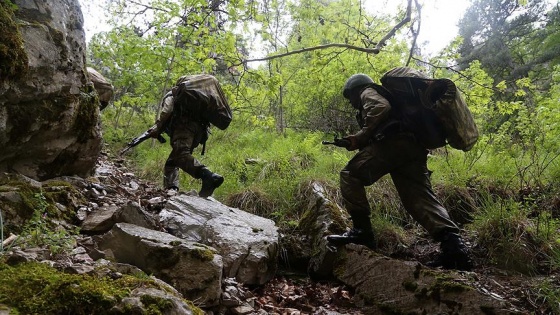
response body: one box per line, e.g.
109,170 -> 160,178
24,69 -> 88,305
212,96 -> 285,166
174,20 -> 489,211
351,87 -> 392,148
154,91 -> 175,134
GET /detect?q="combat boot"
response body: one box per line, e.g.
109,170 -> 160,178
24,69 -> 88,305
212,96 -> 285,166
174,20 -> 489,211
326,228 -> 375,249
428,232 -> 472,271
199,167 -> 224,197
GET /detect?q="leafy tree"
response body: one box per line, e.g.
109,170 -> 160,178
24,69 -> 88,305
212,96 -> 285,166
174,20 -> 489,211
87,0 -> 259,140
457,0 -> 559,84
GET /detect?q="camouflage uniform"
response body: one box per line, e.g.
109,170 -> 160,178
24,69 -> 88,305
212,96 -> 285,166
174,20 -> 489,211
341,86 -> 460,241
154,92 -> 208,189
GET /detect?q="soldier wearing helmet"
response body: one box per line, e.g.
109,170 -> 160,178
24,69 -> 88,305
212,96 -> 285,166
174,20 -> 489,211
327,72 -> 472,271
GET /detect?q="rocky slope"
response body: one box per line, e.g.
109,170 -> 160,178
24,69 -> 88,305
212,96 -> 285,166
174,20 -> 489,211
1,151 -> 554,314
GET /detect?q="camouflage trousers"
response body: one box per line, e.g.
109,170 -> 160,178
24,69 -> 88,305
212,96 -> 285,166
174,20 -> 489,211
163,123 -> 205,189
340,133 -> 460,241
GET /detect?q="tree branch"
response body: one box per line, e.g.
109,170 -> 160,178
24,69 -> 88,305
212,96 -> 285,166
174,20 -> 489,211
405,0 -> 421,66
238,0 -> 414,66
240,43 -> 379,65
375,0 -> 413,52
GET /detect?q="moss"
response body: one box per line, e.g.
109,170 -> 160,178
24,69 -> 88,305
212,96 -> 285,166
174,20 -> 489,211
75,88 -> 99,143
140,295 -> 173,313
431,273 -> 472,294
434,279 -> 471,293
6,97 -> 68,144
1,180 -> 38,213
0,0 -> 28,82
190,245 -> 215,262
0,177 -> 84,235
185,300 -> 205,315
5,87 -> 98,151
332,249 -> 349,277
47,26 -> 68,61
42,180 -> 85,222
0,262 -> 205,314
412,272 -> 472,302
0,262 -> 148,314
298,200 -> 348,236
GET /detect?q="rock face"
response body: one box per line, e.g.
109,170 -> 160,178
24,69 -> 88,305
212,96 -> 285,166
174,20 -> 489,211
0,0 -> 101,180
159,194 -> 279,285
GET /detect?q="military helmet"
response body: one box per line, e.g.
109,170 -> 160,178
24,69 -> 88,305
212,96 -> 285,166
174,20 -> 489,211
343,73 -> 374,99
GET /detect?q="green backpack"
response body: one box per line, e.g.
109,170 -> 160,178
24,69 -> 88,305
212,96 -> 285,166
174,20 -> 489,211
374,67 -> 479,151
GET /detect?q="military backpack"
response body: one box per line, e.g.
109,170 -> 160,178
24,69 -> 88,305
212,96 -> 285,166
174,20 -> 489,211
371,67 -> 479,151
172,74 -> 233,130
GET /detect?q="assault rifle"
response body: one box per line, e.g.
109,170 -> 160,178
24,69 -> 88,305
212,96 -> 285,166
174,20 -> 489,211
120,126 -> 166,156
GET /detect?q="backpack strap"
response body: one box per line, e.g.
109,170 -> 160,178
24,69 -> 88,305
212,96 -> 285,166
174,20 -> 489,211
361,84 -> 407,140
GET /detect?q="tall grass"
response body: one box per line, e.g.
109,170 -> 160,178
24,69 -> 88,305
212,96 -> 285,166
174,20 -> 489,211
119,122 -> 352,212
108,120 -> 560,273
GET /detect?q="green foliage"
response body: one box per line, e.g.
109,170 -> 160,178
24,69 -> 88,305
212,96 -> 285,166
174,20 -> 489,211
205,125 -> 351,218
89,0 -> 560,277
458,0 -> 557,83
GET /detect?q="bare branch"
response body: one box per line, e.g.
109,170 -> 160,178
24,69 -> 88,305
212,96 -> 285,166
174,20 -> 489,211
239,43 -> 379,65
406,0 -> 421,66
237,0 -> 414,66
374,0 -> 413,52
412,56 -> 496,92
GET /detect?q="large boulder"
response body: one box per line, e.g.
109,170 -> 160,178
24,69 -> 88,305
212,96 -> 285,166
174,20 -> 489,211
159,194 -> 279,285
333,244 -> 513,314
0,0 -> 101,180
97,223 -> 223,307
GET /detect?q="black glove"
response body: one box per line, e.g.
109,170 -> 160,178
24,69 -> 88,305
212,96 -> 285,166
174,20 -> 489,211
333,138 -> 351,148
322,137 -> 352,149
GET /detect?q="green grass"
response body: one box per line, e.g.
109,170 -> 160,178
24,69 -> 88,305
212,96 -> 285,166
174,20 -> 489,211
110,121 -> 560,274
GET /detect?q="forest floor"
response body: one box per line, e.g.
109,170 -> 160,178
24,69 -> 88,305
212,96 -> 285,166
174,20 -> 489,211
100,152 -> 554,315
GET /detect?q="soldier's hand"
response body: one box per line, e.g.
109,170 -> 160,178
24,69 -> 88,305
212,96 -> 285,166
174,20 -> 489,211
333,138 -> 351,148
147,125 -> 159,138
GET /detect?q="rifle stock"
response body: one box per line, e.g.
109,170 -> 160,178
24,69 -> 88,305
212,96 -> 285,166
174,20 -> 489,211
120,129 -> 166,155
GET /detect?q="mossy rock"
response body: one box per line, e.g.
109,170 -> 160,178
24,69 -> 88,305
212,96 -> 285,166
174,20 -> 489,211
0,261 -> 203,315
0,176 -> 85,235
0,0 -> 28,82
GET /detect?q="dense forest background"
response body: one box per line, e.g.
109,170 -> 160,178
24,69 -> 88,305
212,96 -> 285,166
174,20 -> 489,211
86,0 -> 560,304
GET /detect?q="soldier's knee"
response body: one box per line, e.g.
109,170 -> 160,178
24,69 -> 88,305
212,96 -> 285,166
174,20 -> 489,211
340,168 -> 355,182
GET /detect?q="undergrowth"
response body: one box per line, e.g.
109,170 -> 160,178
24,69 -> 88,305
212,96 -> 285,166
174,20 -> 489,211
17,191 -> 79,255
110,122 -> 560,274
